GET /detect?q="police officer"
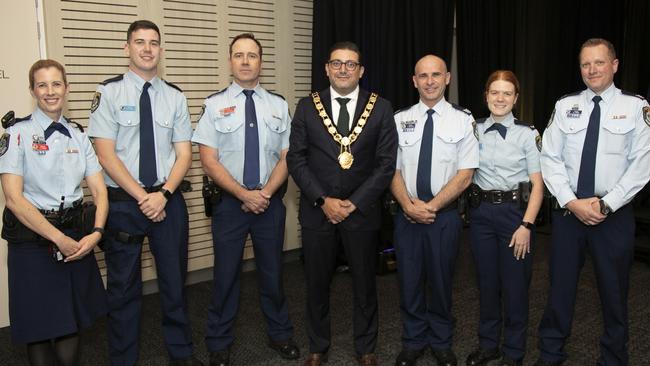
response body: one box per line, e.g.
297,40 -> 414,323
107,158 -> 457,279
192,33 -> 298,366
88,20 -> 201,366
391,54 -> 478,366
0,59 -> 108,366
465,70 -> 543,366
536,38 -> 650,366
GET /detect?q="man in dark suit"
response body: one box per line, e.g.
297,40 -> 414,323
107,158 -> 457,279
287,41 -> 398,366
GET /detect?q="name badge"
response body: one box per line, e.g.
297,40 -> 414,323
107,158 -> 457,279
611,114 -> 627,119
401,120 -> 417,132
66,148 -> 79,154
566,105 -> 582,119
120,105 -> 137,112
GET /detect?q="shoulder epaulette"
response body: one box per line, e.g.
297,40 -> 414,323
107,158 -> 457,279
267,90 -> 286,100
514,119 -> 536,129
63,117 -> 84,132
558,91 -> 581,100
451,103 -> 472,115
621,90 -> 646,100
206,87 -> 228,99
2,111 -> 31,129
164,80 -> 183,93
100,74 -> 124,86
475,117 -> 487,124
393,106 -> 411,116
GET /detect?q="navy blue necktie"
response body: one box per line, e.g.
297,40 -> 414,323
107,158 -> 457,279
416,109 -> 435,201
576,95 -> 602,198
485,122 -> 507,139
243,89 -> 260,189
139,81 -> 157,187
336,97 -> 351,136
44,122 -> 71,140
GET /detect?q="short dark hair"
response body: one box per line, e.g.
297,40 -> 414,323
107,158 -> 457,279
229,33 -> 263,59
580,38 -> 617,60
328,41 -> 362,64
29,59 -> 67,90
127,20 -> 161,42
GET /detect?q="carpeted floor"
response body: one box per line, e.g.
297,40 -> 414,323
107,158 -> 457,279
1,229 -> 649,365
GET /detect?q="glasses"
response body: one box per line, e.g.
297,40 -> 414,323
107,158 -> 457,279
327,59 -> 361,71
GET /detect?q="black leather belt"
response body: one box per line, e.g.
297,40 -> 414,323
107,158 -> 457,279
108,185 -> 163,201
480,190 -> 519,204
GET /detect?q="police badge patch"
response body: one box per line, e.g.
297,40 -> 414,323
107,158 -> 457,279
0,133 -> 10,157
90,92 -> 101,113
472,120 -> 479,140
400,120 -> 416,132
643,106 -> 650,127
547,108 -> 556,127
535,134 -> 542,152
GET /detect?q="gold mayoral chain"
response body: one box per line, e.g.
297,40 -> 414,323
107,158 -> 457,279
311,92 -> 378,169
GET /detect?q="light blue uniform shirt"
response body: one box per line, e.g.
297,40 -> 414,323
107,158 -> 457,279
0,108 -> 102,210
541,84 -> 650,211
473,112 -> 541,191
394,98 -> 479,199
88,70 -> 193,188
191,82 -> 290,186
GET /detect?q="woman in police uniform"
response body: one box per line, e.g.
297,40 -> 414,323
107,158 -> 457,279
465,71 -> 544,366
0,59 -> 108,365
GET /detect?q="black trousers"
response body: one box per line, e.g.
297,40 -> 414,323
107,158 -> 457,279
302,226 -> 378,356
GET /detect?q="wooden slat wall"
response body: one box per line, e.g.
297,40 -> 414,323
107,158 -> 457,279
42,0 -> 312,281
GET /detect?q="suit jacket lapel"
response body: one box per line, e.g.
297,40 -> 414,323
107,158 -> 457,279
351,89 -> 370,130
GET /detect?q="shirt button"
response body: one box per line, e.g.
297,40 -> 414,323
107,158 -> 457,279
127,120 -> 132,125
569,126 -> 574,131
164,121 -> 169,126
250,123 -> 255,128
227,126 -> 231,131
405,140 -> 409,144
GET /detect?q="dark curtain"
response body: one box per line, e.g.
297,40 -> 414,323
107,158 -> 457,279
457,0 -> 648,132
311,0 -> 455,111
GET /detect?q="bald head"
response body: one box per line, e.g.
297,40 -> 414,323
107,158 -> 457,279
412,54 -> 450,108
414,55 -> 448,75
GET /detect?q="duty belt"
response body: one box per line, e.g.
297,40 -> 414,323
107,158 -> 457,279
108,184 -> 163,201
480,189 -> 519,204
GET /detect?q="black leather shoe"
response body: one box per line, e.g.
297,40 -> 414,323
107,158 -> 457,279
497,356 -> 522,366
432,349 -> 457,366
209,349 -> 230,366
465,348 -> 500,366
169,356 -> 205,366
395,348 -> 426,366
269,339 -> 300,360
532,359 -> 562,366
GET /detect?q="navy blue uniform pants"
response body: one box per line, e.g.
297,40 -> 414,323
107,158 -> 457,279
205,194 -> 293,352
394,209 -> 463,351
538,205 -> 634,366
469,202 -> 533,361
301,225 -> 379,356
104,191 -> 193,365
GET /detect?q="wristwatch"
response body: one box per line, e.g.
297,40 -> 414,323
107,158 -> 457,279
160,188 -> 173,200
92,227 -> 105,237
599,199 -> 612,215
520,221 -> 535,230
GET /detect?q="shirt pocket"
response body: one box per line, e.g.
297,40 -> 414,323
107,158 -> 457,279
601,119 -> 634,155
557,120 -> 588,154
434,126 -> 464,163
397,132 -> 422,166
213,115 -> 244,152
154,107 -> 175,143
115,110 -> 140,151
263,115 -> 287,151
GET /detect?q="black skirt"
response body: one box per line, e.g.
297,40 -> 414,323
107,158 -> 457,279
7,238 -> 107,344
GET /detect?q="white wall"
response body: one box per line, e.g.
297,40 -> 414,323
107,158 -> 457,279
0,0 -> 42,328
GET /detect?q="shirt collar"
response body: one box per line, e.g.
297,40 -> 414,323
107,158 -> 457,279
487,112 -> 515,128
126,70 -> 161,92
230,81 -> 263,98
586,83 -> 616,104
416,97 -> 448,118
330,86 -> 359,103
33,107 -> 66,132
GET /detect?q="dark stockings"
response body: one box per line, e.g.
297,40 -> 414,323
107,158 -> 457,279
27,333 -> 79,366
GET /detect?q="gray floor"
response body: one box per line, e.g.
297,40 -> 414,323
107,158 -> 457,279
1,229 -> 649,365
